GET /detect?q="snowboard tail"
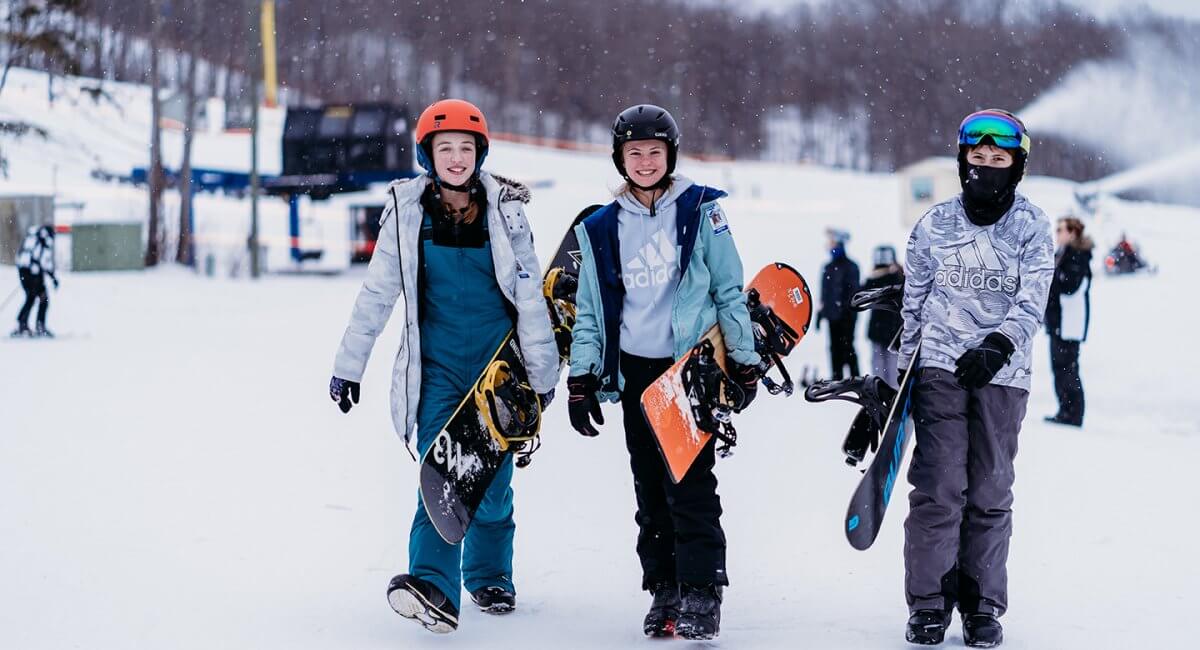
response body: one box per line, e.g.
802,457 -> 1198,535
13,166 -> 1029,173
844,342 -> 921,550
640,262 -> 813,484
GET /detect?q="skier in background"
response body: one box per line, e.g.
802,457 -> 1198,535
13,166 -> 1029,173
817,228 -> 860,379
567,104 -> 763,640
11,225 -> 59,338
329,99 -> 559,634
898,109 -> 1053,647
862,244 -> 904,387
1043,216 -> 1092,427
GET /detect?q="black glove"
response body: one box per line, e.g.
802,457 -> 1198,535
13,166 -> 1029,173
329,376 -> 361,414
727,358 -> 766,412
50,274 -> 59,289
953,333 -> 1015,389
567,374 -> 603,437
815,309 -> 824,332
539,388 -> 555,410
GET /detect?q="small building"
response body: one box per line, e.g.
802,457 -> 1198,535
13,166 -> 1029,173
897,157 -> 959,229
0,193 -> 54,265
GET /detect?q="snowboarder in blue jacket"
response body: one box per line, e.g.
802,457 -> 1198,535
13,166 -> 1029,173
567,104 -> 763,641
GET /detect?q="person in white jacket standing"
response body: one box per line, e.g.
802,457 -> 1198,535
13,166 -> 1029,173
898,109 -> 1053,648
329,99 -> 558,634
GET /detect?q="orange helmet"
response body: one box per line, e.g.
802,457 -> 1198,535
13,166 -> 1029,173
415,99 -> 490,176
415,98 -> 489,144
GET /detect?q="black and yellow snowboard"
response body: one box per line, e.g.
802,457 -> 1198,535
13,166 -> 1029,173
419,205 -> 600,544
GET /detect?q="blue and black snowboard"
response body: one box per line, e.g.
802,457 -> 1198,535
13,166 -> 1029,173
805,284 -> 920,550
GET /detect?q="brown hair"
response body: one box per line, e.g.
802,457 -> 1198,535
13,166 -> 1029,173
1057,216 -> 1093,251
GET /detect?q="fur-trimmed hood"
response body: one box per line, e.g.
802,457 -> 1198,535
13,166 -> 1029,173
382,171 -> 530,222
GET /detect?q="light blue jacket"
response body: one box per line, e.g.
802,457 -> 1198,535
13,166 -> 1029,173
568,176 -> 756,402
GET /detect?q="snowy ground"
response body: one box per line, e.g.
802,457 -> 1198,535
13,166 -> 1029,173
3,70 -> 1199,649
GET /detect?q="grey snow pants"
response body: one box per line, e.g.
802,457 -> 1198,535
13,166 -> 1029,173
903,368 -> 1028,617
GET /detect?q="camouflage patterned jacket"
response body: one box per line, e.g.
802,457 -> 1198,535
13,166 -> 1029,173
898,193 -> 1054,391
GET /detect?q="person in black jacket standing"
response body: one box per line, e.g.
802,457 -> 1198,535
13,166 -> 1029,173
818,228 -> 860,380
1044,216 -> 1092,427
862,245 -> 904,387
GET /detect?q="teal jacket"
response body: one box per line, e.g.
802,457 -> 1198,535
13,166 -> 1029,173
568,177 -> 757,402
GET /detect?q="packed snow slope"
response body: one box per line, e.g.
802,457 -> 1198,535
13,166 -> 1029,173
3,71 -> 1198,650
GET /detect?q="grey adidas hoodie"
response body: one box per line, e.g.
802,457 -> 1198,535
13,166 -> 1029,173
898,193 -> 1054,391
615,176 -> 696,359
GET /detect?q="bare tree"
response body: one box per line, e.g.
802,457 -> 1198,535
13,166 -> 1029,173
145,0 -> 164,267
0,0 -> 85,97
176,37 -> 202,265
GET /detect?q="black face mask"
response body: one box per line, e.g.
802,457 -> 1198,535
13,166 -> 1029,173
959,160 -> 1019,226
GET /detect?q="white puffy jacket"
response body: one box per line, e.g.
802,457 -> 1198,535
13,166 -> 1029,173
332,172 -> 559,443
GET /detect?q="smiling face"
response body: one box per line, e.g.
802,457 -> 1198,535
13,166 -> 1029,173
966,143 -> 1014,169
622,140 -> 668,187
430,131 -> 477,185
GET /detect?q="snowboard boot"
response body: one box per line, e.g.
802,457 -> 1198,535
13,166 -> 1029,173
675,583 -> 721,640
34,325 -> 53,338
642,581 -> 680,638
386,574 -> 459,634
905,609 -> 952,645
470,585 -> 516,614
962,613 -> 1004,648
9,324 -> 32,338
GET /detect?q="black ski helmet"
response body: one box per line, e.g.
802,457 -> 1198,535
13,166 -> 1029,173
611,104 -> 681,181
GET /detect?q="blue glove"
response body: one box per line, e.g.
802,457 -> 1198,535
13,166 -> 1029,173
329,376 -> 360,414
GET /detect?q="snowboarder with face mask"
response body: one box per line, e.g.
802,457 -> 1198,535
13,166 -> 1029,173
898,109 -> 1054,647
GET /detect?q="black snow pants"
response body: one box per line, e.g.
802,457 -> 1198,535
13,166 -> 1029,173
619,351 -> 728,590
1049,335 -> 1084,425
828,316 -> 859,380
903,368 -> 1028,617
16,268 -> 48,329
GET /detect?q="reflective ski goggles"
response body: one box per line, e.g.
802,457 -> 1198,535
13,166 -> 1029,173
958,110 -> 1031,154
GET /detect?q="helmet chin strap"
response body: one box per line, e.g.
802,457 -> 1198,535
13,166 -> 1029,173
433,174 -> 480,196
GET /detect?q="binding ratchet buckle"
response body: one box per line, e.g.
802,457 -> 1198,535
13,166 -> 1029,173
543,267 -> 578,361
746,288 -> 798,396
680,339 -> 740,458
474,359 -> 544,468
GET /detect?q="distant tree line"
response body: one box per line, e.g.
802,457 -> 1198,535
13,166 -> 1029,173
10,0 -> 1175,179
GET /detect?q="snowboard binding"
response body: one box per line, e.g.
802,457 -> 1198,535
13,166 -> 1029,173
543,267 -> 579,361
804,375 -> 898,466
850,284 -> 903,313
474,359 -> 543,468
680,339 -> 740,458
746,288 -> 799,396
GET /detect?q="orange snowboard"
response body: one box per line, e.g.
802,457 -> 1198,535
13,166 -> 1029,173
640,262 -> 813,483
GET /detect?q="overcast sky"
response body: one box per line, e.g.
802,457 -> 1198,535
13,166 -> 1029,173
728,0 -> 1200,20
